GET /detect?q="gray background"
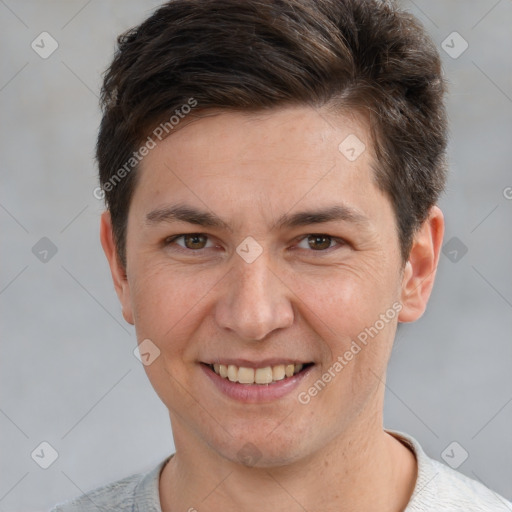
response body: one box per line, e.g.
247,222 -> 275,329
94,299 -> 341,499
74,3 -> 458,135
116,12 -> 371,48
0,1 -> 511,510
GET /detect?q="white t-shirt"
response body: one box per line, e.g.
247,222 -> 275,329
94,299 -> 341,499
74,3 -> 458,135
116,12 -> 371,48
49,431 -> 512,511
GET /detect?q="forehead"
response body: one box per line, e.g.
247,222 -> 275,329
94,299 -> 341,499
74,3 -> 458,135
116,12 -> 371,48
162,107 -> 368,164
130,106 -> 392,232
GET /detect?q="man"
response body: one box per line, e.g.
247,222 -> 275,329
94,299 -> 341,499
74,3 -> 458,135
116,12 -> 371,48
51,0 -> 511,510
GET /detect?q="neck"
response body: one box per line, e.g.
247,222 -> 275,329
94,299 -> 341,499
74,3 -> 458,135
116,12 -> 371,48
159,412 -> 417,512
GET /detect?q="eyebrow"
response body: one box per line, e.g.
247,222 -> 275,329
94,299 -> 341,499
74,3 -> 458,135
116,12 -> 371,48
145,203 -> 369,231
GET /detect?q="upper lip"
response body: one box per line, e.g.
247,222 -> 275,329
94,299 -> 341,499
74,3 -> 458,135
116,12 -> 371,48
202,359 -> 313,368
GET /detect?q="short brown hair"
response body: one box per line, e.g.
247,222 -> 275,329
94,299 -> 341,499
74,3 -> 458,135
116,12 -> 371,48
97,0 -> 448,267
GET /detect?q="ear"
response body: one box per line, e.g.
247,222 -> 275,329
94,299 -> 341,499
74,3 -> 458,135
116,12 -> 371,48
398,206 -> 444,323
100,211 -> 134,325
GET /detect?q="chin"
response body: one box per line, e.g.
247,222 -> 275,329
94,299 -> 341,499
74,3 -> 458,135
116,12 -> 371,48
211,419 -> 320,469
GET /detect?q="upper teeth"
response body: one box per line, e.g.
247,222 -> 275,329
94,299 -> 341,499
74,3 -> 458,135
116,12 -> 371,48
212,363 -> 304,384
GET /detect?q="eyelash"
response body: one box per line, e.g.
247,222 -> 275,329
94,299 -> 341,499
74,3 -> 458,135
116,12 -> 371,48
163,233 -> 347,255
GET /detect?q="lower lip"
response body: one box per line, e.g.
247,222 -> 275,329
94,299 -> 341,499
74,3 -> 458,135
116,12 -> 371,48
200,364 -> 313,404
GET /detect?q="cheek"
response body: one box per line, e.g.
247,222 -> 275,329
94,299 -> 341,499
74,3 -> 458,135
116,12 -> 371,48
305,313 -> 397,430
291,261 -> 397,335
129,263 -> 189,340
291,264 -> 399,392
129,262 -> 226,350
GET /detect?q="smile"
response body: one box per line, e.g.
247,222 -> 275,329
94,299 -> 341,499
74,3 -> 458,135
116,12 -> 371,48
208,362 -> 311,385
200,360 -> 315,403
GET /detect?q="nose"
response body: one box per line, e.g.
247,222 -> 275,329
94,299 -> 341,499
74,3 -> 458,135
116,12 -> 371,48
214,253 -> 294,341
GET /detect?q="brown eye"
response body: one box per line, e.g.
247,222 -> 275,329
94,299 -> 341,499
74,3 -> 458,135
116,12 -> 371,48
182,234 -> 208,250
294,234 -> 346,254
165,233 -> 214,251
306,234 -> 334,251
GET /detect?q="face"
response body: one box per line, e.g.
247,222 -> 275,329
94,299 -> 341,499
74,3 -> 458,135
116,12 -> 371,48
102,106 -> 441,467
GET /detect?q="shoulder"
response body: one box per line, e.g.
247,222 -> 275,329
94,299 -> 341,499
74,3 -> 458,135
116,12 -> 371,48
387,430 -> 512,512
427,457 -> 512,511
48,457 -> 170,512
48,472 -> 142,512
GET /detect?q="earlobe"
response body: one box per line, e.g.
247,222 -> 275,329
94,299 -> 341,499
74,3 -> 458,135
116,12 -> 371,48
99,211 -> 135,325
398,206 -> 444,323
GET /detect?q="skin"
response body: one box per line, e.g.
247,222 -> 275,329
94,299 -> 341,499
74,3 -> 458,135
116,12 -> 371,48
101,106 -> 444,511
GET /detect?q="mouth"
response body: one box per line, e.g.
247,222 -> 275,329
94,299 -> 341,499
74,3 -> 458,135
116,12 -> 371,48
199,360 -> 315,403
204,362 -> 313,385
